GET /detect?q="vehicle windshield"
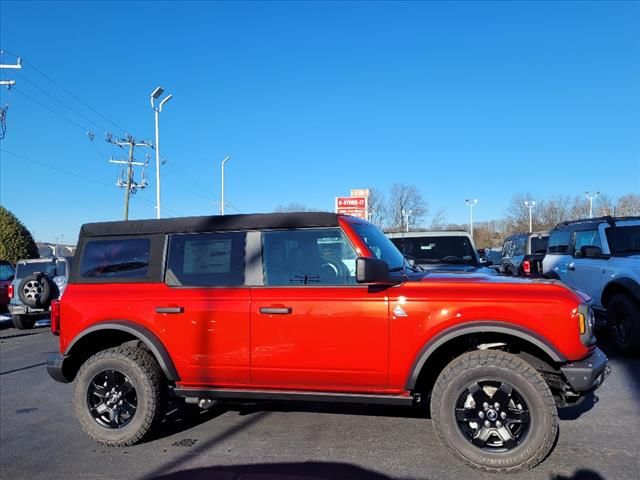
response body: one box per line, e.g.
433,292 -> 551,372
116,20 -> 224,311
606,225 -> 640,255
0,263 -> 15,281
16,260 -> 56,278
350,222 -> 406,271
391,235 -> 477,264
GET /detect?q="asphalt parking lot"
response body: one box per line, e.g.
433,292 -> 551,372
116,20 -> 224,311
0,318 -> 638,480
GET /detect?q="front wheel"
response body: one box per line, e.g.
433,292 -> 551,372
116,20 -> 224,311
74,346 -> 164,446
607,293 -> 640,357
431,350 -> 558,473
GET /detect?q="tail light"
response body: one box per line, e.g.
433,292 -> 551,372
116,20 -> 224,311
51,299 -> 60,336
8,284 -> 14,299
523,260 -> 531,274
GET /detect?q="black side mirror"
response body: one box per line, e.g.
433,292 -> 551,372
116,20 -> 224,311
580,245 -> 602,258
356,257 -> 391,284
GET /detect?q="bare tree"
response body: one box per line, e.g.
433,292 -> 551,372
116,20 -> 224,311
386,183 -> 428,232
616,194 -> 640,216
274,202 -> 316,212
505,193 -> 533,234
366,187 -> 387,228
595,194 -> 615,216
428,208 -> 447,230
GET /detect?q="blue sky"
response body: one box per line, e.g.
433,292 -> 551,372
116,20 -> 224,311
1,0 -> 638,244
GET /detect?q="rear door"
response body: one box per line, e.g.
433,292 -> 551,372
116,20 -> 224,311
149,231 -> 251,387
250,228 -> 390,392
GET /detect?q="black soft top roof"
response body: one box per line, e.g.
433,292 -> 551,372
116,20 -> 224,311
79,212 -> 340,237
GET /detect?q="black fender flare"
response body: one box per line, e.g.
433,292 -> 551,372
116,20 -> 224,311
405,322 -> 566,391
602,278 -> 640,306
64,321 -> 180,381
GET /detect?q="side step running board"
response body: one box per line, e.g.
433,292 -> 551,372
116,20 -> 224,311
174,387 -> 415,406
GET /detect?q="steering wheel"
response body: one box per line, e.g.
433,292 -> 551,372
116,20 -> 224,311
321,258 -> 350,279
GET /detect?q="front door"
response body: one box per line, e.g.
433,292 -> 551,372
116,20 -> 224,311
251,228 -> 390,392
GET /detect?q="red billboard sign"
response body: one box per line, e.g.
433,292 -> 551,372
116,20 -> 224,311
335,196 -> 368,219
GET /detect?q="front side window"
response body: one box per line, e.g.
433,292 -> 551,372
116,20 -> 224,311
166,232 -> 246,287
80,239 -> 150,279
573,230 -> 602,256
262,228 -> 357,286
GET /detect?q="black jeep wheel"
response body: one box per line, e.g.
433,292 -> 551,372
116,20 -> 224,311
17,273 -> 52,308
431,350 -> 558,473
74,346 -> 164,446
607,294 -> 640,357
11,314 -> 36,330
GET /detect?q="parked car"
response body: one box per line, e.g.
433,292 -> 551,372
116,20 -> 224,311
47,213 -> 608,472
388,231 -> 496,274
0,260 -> 16,313
500,231 -> 549,277
8,256 -> 72,329
542,216 -> 640,356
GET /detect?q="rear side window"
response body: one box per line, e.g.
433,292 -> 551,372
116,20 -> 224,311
547,231 -> 571,254
80,239 -> 150,278
166,232 -> 246,287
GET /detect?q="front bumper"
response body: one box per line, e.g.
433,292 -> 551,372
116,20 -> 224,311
560,348 -> 610,392
47,353 -> 71,383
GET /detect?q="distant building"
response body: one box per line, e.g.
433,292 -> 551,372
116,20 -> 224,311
36,242 -> 76,258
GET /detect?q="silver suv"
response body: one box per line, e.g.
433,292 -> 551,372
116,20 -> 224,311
543,217 -> 640,356
8,257 -> 72,330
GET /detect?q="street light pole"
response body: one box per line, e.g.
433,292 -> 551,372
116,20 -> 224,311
585,191 -> 600,218
150,87 -> 173,219
524,200 -> 536,233
465,199 -> 478,239
220,155 -> 231,215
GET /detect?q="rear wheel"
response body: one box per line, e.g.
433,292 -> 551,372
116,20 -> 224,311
431,350 -> 558,473
12,314 -> 36,330
74,346 -> 164,446
607,294 -> 640,357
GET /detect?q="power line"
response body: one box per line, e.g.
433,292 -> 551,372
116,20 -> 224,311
11,87 -> 91,132
164,163 -> 220,200
1,49 -> 128,136
1,148 -> 112,187
12,69 -> 109,133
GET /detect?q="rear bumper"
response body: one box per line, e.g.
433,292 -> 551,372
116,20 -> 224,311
560,348 -> 610,392
47,353 -> 71,383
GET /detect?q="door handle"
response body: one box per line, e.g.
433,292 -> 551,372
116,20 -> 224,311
155,306 -> 184,314
567,263 -> 576,271
259,307 -> 292,315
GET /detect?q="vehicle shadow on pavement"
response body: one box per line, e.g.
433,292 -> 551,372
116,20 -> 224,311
144,461 -> 407,480
229,400 -> 428,419
151,401 -> 229,441
557,393 -> 598,420
597,332 -> 640,400
552,469 -> 605,480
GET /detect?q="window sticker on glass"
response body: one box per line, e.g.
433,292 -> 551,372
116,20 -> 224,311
420,243 -> 436,250
184,239 -> 232,274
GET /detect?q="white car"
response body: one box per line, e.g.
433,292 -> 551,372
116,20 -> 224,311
543,216 -> 640,356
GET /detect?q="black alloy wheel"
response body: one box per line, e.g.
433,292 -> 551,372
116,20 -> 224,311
454,380 -> 530,452
87,369 -> 138,429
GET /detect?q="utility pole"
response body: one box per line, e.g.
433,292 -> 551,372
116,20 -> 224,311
585,191 -> 600,218
107,134 -> 153,220
524,200 -> 536,233
0,53 -> 21,88
465,199 -> 478,239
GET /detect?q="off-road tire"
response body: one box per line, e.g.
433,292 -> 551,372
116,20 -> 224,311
431,350 -> 558,473
607,293 -> 640,357
11,314 -> 36,330
74,346 -> 164,446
